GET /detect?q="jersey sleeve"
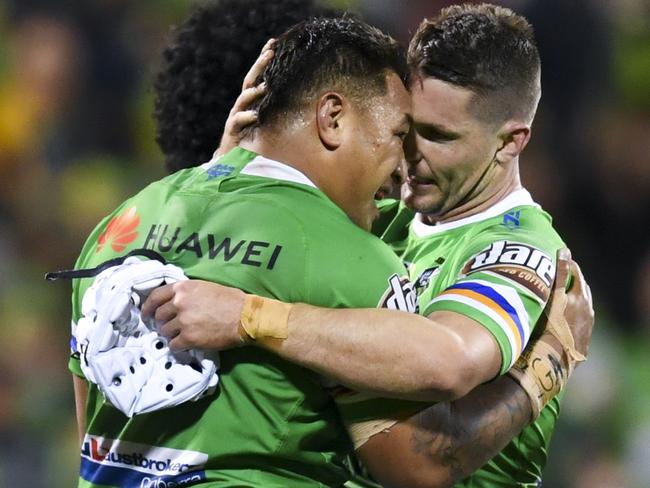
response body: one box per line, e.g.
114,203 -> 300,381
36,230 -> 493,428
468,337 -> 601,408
67,199 -> 144,379
423,238 -> 558,374
67,213 -> 117,379
69,324 -> 84,377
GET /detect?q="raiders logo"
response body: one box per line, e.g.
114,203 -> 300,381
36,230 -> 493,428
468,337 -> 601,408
414,266 -> 441,294
378,274 -> 418,313
414,257 -> 445,295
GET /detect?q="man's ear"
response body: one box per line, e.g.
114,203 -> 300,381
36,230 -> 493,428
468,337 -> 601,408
495,120 -> 531,164
316,92 -> 346,150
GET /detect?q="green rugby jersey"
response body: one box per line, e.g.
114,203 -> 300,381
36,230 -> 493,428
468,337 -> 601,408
375,190 -> 565,488
69,147 -> 416,488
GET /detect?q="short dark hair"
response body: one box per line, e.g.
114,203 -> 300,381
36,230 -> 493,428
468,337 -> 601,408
154,0 -> 337,173
408,3 -> 541,124
249,16 -> 408,132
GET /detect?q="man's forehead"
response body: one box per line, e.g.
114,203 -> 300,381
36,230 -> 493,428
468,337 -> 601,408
384,71 -> 412,120
409,76 -> 476,128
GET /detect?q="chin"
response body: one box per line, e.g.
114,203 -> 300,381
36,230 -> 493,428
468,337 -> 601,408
402,191 -> 437,214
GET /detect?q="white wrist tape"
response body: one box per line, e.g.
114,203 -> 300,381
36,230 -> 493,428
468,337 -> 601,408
76,257 -> 219,417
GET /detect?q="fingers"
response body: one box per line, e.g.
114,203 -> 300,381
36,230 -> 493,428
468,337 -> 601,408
141,284 -> 175,319
161,319 -> 189,352
554,247 -> 572,291
563,259 -> 594,359
168,335 -> 187,352
215,39 -> 273,158
568,260 -> 585,293
162,320 -> 207,353
154,300 -> 177,324
231,83 -> 267,114
223,83 -> 267,133
229,110 -> 258,130
242,38 -> 275,89
160,318 -> 181,343
261,37 -> 275,54
569,260 -> 594,312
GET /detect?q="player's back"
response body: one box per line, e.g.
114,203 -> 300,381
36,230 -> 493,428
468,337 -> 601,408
71,147 -> 410,488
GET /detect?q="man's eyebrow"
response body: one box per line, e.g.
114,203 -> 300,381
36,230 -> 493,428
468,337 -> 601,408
414,120 -> 461,139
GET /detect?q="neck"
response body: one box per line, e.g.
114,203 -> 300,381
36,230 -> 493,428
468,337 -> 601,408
240,127 -> 321,183
422,159 -> 522,225
241,127 -> 370,230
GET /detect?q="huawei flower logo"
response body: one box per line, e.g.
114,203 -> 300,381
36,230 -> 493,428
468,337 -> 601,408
96,207 -> 140,253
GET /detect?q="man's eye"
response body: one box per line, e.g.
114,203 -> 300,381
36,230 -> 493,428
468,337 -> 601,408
428,132 -> 454,142
414,124 -> 456,142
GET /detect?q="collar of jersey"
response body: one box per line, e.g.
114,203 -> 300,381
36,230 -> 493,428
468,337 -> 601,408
411,188 -> 540,237
241,155 -> 318,188
205,152 -> 318,189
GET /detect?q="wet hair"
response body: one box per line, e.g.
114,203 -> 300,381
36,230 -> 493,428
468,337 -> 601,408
408,3 -> 541,124
154,0 -> 337,173
248,16 -> 408,133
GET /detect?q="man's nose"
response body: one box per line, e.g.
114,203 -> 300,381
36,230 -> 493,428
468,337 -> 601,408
404,128 -> 420,166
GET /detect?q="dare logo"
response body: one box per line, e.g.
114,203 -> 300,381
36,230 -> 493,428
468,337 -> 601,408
462,240 -> 555,301
96,207 -> 141,253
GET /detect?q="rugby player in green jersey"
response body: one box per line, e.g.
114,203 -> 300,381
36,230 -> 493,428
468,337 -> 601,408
69,17 -> 418,487
68,16 -> 586,488
140,4 -> 594,487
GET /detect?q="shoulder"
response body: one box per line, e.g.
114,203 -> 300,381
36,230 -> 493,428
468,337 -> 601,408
260,195 -> 411,308
455,203 -> 564,271
446,204 -> 562,300
469,203 -> 563,250
235,191 -> 411,310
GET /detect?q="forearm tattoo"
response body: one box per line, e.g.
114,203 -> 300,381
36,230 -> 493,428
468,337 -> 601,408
410,376 -> 531,484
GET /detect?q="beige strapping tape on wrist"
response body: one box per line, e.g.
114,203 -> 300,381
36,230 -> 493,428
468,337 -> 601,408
239,294 -> 292,341
508,339 -> 567,421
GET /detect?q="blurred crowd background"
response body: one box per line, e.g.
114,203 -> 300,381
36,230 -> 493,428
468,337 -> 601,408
0,0 -> 647,486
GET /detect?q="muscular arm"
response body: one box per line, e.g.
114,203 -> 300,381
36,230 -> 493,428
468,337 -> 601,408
143,281 -> 500,402
72,374 -> 88,446
358,374 -> 531,488
260,306 -> 500,401
354,265 -> 592,488
133,255 -> 589,485
142,252 -> 589,403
